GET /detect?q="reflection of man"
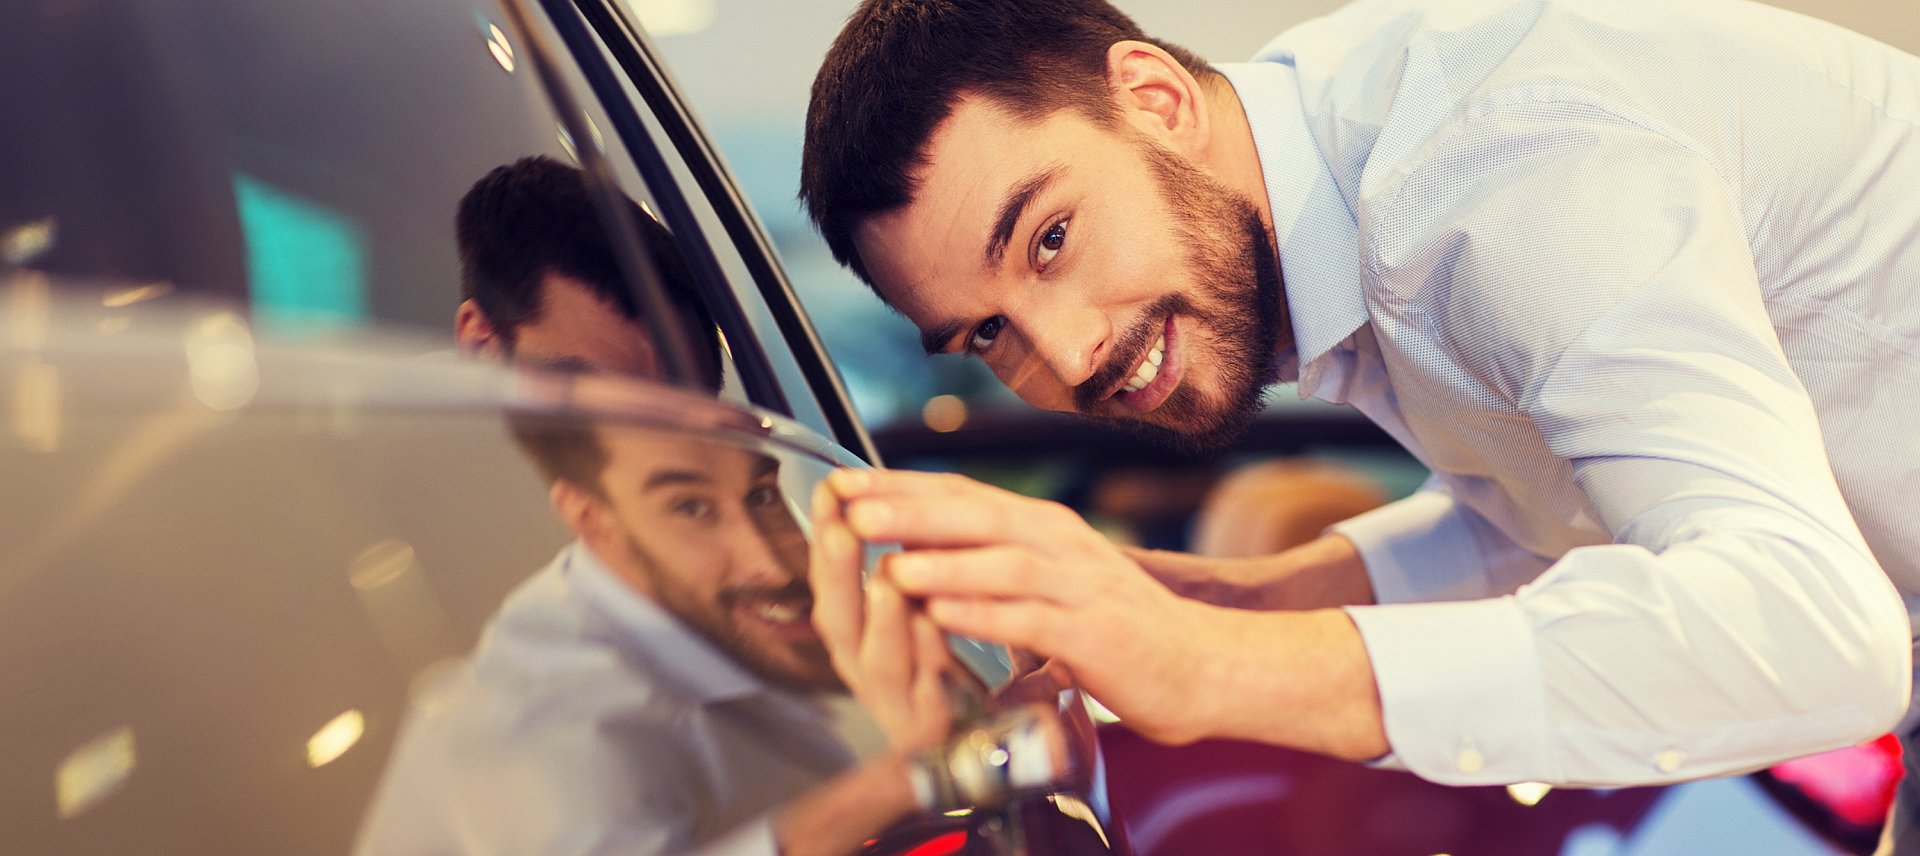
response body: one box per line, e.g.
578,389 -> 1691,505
800,0 -> 1920,848
359,422 -> 927,855
355,159 -> 941,856
451,155 -> 723,387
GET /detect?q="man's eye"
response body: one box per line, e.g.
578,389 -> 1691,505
968,316 -> 1006,353
671,497 -> 716,520
745,486 -> 780,508
1037,219 -> 1068,266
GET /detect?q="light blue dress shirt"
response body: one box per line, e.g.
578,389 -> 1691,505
1216,0 -> 1920,787
354,542 -> 858,855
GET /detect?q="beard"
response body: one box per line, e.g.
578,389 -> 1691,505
1071,137 -> 1286,453
626,532 -> 845,694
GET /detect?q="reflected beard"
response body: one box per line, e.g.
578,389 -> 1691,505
627,533 -> 845,694
1079,142 -> 1284,453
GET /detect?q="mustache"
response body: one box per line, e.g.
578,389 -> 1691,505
1072,294 -> 1190,412
718,578 -> 812,610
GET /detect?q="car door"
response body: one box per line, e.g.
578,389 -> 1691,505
0,0 -> 1121,853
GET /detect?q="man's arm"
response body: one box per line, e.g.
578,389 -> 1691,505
1125,535 -> 1374,610
768,756 -> 922,856
1135,470 -> 1562,613
1339,103 -> 1910,786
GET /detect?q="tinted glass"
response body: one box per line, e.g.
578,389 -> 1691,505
0,0 -> 747,399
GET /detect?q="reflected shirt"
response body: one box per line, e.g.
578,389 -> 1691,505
355,541 -> 857,856
1217,0 -> 1920,787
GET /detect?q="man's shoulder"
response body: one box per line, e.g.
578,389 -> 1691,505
464,554 -> 700,726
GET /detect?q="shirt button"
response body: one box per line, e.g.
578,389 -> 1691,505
1655,750 -> 1683,774
1456,746 -> 1485,774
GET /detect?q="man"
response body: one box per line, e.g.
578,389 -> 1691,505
356,158 -> 950,855
800,0 -> 1920,847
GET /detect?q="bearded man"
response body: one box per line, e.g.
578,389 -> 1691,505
797,0 -> 1920,850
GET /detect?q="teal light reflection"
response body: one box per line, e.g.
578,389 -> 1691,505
232,174 -> 368,328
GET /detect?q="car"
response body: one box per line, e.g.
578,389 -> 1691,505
0,0 -> 1889,854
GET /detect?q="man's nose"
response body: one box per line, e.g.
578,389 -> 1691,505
735,515 -> 807,584
1024,299 -> 1108,389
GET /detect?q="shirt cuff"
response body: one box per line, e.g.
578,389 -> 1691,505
1344,597 -> 1553,785
1331,489 -> 1492,604
689,814 -> 778,856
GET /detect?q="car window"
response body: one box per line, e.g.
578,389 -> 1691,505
0,0 -> 749,402
558,0 -> 874,459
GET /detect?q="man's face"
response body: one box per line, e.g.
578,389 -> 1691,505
509,273 -> 667,377
854,97 -> 1284,451
589,428 -> 838,692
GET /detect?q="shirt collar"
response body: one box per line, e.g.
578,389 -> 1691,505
1215,61 -> 1368,396
561,540 -> 764,705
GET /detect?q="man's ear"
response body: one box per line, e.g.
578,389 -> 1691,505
455,299 -> 506,359
551,478 -> 610,547
1105,40 -> 1212,156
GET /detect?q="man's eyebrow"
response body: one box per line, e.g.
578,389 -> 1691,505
982,164 -> 1065,271
749,455 -> 779,480
525,355 -> 596,375
643,468 -> 712,491
921,320 -> 964,356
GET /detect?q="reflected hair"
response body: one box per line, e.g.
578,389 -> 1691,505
799,0 -> 1215,291
455,155 -> 723,389
507,409 -> 608,498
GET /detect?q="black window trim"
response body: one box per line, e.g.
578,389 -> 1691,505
532,0 -> 800,420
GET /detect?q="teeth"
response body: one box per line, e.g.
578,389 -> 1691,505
755,601 -> 805,624
1122,334 -> 1166,394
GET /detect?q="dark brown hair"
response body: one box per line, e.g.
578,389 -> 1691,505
799,0 -> 1214,290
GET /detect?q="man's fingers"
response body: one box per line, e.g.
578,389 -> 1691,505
924,597 -> 1064,654
842,492 -> 1079,551
825,467 -> 988,501
810,478 -> 843,528
880,545 -> 1079,604
807,486 -> 865,667
857,578 -> 915,692
908,615 -> 955,748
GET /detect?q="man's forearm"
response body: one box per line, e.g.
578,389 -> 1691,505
1129,533 -> 1375,611
772,754 -> 920,856
1189,605 -> 1388,760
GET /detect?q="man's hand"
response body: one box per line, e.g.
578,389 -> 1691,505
810,478 -> 955,752
813,469 -> 1388,758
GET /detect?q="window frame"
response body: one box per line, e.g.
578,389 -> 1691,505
538,0 -> 880,465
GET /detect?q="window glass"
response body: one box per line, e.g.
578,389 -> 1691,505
0,0 -> 744,399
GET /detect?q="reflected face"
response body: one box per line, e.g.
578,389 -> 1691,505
509,273 -> 666,377
855,98 -> 1284,451
589,429 -> 837,692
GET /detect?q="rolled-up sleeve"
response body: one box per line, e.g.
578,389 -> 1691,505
1343,102 -> 1912,786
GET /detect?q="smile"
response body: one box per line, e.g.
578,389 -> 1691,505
1113,315 -> 1181,413
735,592 -> 821,641
752,600 -> 807,624
1121,333 -> 1164,393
